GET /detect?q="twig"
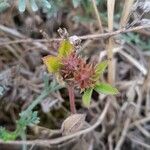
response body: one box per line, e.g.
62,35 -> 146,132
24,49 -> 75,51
0,24 -> 54,52
79,25 -> 150,40
0,25 -> 149,46
0,100 -> 110,146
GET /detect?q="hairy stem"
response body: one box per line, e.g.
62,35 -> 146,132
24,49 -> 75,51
25,82 -> 62,114
67,86 -> 76,114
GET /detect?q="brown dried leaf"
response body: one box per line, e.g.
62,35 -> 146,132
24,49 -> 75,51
61,114 -> 86,135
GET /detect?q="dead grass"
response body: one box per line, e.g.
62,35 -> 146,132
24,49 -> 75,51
0,0 -> 150,150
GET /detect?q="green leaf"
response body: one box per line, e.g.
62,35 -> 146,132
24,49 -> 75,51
58,40 -> 74,57
94,83 -> 119,95
30,0 -> 38,11
27,111 -> 40,126
42,0 -> 51,9
42,56 -> 61,73
82,88 -> 93,107
18,111 -> 40,128
95,60 -> 108,76
18,0 -> 26,12
0,127 -> 16,141
0,83 -> 62,141
72,0 -> 81,8
0,1 -> 10,13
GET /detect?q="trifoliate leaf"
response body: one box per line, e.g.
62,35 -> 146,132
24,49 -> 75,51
94,83 -> 119,95
42,56 -> 61,73
82,88 -> 93,107
58,40 -> 74,57
30,0 -> 38,11
95,61 -> 108,77
18,0 -> 26,12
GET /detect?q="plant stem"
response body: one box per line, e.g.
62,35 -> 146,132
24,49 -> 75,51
21,131 -> 27,150
0,81 -> 62,141
67,86 -> 76,114
107,0 -> 115,84
25,83 -> 61,114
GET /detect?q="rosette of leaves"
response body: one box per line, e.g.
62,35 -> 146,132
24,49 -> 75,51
43,39 -> 118,108
18,0 -> 51,12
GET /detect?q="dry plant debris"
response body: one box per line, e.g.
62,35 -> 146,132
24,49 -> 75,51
0,0 -> 150,150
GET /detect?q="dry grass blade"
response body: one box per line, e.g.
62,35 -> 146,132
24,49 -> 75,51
136,125 -> 150,138
107,38 -> 115,84
0,100 -> 111,146
107,0 -> 115,84
127,134 -> 150,149
0,24 -> 51,52
107,0 -> 115,32
91,0 -> 103,33
118,50 -> 148,75
129,116 -> 150,128
114,118 -> 131,150
91,0 -> 105,67
99,47 -> 121,62
0,25 -> 24,38
146,89 -> 150,115
120,0 -> 135,28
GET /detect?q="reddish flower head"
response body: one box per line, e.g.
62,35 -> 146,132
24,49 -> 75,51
43,39 -> 118,107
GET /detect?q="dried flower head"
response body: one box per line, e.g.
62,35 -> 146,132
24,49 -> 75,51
74,62 -> 96,89
60,52 -> 79,82
60,52 -> 96,89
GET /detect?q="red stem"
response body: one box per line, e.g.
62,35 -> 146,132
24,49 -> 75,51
67,85 -> 76,114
